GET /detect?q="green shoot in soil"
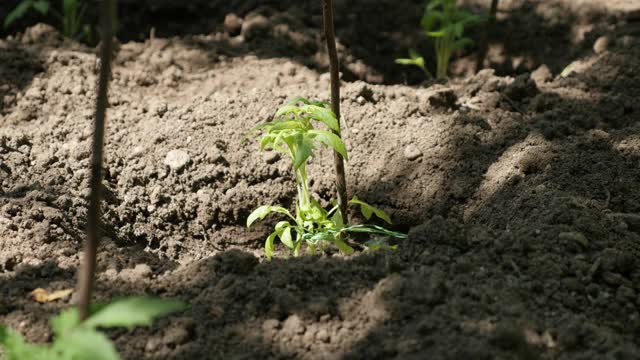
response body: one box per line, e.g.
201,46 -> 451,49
395,49 -> 433,79
398,0 -> 482,79
4,0 -> 90,40
247,98 -> 406,259
0,297 -> 186,360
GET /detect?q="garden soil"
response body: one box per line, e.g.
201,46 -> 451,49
1,0 -> 640,359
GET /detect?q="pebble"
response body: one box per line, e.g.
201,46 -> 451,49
145,336 -> 163,352
162,325 -> 191,346
241,15 -> 270,40
224,13 -> 243,36
356,96 -> 366,105
130,145 -> 145,158
282,61 -> 297,77
263,151 -> 280,164
315,328 -> 330,343
282,314 -> 306,336
403,144 -> 423,161
593,36 -> 609,54
531,64 -> 552,85
164,150 -> 190,171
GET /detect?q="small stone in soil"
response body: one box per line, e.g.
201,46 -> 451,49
224,13 -> 243,36
531,64 -> 552,85
164,150 -> 190,171
356,96 -> 366,105
404,144 -> 423,161
315,328 -> 330,343
263,151 -> 280,164
282,314 -> 306,336
163,325 -> 191,346
593,36 -> 609,54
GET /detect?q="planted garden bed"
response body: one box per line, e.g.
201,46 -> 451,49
1,0 -> 640,359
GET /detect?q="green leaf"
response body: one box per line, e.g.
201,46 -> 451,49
280,227 -> 294,249
452,37 -> 473,51
287,97 -> 312,105
292,135 -> 315,169
365,238 -> 399,251
275,105 -> 301,118
83,297 -> 187,329
51,308 -> 80,337
0,326 -> 49,360
270,120 -> 307,132
348,197 -> 392,224
308,129 -> 348,160
32,0 -> 49,14
421,11 -> 443,32
54,330 -> 119,360
247,205 -> 293,227
302,231 -> 336,243
302,105 -> 340,132
265,232 -> 277,260
426,30 -> 446,38
342,225 -> 407,239
331,209 -> 344,229
334,238 -> 354,254
63,0 -> 77,16
4,0 -> 35,28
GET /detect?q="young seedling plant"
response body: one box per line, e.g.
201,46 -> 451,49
247,98 -> 406,259
397,0 -> 483,80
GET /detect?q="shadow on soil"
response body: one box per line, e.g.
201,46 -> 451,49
108,53 -> 640,358
111,0 -> 622,85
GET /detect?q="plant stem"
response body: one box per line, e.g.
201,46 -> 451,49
475,0 -> 499,72
76,0 -> 115,322
322,0 -> 348,225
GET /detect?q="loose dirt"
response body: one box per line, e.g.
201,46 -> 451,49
1,1 -> 640,359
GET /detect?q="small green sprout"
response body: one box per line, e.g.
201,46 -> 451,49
397,0 -> 482,80
0,297 -> 187,360
247,98 -> 406,259
395,49 -> 433,79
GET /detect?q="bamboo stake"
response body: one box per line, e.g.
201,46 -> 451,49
76,0 -> 115,321
322,0 -> 348,224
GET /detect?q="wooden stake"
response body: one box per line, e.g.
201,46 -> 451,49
76,0 -> 115,321
322,0 -> 348,224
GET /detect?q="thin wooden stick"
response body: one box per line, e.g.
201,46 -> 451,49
475,0 -> 499,72
76,0 -> 115,321
322,0 -> 348,224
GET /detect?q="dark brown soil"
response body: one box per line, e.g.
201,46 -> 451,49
1,1 -> 640,359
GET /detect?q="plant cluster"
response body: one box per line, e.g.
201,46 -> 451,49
247,98 -> 406,259
4,0 -> 91,40
0,297 -> 186,360
397,0 -> 483,79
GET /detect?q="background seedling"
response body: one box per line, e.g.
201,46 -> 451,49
247,98 -> 406,259
4,0 -> 91,40
423,0 -> 482,79
398,0 -> 482,80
